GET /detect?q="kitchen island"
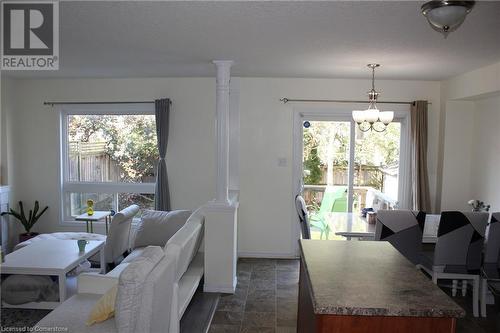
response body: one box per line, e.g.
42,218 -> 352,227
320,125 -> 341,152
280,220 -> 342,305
298,240 -> 465,333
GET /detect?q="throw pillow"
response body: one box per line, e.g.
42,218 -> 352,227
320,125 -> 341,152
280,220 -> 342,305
133,210 -> 191,248
86,285 -> 118,326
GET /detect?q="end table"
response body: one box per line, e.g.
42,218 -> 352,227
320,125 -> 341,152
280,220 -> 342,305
75,211 -> 112,234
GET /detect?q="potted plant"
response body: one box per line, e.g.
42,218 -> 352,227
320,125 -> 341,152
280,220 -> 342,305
467,199 -> 491,212
1,201 -> 48,242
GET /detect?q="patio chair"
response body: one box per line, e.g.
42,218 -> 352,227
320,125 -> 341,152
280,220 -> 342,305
417,211 -> 489,317
375,209 -> 426,265
319,186 -> 347,213
481,212 -> 500,317
295,195 -> 311,239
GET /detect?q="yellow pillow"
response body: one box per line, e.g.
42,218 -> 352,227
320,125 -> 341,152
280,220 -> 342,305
86,285 -> 118,326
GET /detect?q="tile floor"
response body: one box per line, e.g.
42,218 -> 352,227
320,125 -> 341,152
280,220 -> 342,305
209,258 -> 299,333
209,258 -> 498,333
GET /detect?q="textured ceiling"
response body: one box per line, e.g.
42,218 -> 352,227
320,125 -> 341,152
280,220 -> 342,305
4,1 -> 500,80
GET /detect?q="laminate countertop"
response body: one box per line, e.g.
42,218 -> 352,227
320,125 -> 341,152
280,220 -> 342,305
299,240 -> 466,318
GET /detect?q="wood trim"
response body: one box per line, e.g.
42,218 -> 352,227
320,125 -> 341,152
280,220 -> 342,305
315,314 -> 456,333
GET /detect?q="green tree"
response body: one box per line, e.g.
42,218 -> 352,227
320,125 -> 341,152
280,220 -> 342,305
68,115 -> 158,183
304,146 -> 322,184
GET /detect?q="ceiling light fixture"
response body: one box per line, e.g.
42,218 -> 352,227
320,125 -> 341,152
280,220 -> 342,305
352,64 -> 393,133
421,1 -> 475,38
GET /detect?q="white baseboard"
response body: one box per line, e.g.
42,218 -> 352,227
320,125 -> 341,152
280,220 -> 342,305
238,251 -> 299,259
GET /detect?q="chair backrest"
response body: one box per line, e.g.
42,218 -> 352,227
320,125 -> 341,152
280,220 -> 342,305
165,211 -> 204,282
433,211 -> 489,270
295,195 -> 311,239
484,212 -> 500,267
105,205 -> 139,264
375,209 -> 426,265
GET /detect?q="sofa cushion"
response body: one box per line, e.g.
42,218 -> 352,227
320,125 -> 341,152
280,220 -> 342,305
133,210 -> 191,248
137,251 -> 177,333
114,246 -> 164,333
36,294 -> 117,333
165,213 -> 204,281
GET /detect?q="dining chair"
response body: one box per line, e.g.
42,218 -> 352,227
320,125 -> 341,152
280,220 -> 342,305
375,210 -> 426,265
417,211 -> 489,317
295,195 -> 311,239
481,212 -> 500,317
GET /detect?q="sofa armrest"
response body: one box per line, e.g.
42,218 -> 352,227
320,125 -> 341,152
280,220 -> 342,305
77,272 -> 118,294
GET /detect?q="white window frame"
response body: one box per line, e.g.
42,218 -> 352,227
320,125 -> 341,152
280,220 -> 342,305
291,104 -> 411,253
59,103 -> 156,225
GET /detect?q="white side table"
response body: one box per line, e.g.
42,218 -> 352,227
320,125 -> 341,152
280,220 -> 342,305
75,211 -> 112,234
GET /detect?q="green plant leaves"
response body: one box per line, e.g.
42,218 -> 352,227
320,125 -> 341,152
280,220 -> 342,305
0,201 -> 48,233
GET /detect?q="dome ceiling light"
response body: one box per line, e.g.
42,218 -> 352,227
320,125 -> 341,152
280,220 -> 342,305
421,1 -> 475,38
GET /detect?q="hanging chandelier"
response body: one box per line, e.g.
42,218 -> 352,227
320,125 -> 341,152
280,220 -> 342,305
352,64 -> 394,133
421,1 -> 475,38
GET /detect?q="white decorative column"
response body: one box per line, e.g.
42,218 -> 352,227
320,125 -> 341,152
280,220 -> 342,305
204,60 -> 239,294
213,60 -> 233,204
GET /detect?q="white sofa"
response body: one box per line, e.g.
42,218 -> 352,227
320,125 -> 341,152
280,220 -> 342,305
35,210 -> 205,333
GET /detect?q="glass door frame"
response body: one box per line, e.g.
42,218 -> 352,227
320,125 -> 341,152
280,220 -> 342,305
291,105 -> 411,249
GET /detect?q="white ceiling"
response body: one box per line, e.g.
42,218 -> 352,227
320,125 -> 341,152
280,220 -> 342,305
5,1 -> 500,80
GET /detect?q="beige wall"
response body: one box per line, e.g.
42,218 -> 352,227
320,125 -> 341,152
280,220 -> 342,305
2,76 -> 441,256
440,60 -> 500,213
2,78 -> 216,237
470,95 -> 500,210
237,77 -> 440,256
440,100 -> 475,211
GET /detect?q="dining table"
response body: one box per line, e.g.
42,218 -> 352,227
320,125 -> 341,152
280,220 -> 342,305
316,212 -> 440,243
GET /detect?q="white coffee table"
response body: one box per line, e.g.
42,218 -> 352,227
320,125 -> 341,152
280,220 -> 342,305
1,239 -> 105,309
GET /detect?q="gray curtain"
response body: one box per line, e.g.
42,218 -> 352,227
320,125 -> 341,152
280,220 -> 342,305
154,98 -> 171,211
410,101 -> 431,212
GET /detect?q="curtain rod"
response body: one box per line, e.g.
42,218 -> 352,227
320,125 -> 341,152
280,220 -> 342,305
43,100 -> 171,106
280,98 -> 430,105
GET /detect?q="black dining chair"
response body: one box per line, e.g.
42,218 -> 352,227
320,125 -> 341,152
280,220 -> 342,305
417,211 -> 489,317
375,209 -> 426,265
481,212 -> 500,317
295,195 -> 311,239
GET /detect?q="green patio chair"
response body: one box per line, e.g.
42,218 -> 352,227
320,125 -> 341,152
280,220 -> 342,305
319,186 -> 347,213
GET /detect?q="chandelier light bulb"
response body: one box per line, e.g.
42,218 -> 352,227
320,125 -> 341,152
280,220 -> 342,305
379,111 -> 394,125
352,110 -> 365,124
364,108 -> 380,124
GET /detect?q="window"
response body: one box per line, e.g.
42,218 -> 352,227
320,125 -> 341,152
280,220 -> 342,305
60,104 -> 157,222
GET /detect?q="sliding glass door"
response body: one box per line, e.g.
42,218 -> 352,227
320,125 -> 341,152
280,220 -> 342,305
295,109 -> 409,240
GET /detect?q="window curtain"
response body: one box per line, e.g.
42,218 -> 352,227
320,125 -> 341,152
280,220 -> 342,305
154,98 -> 171,211
410,100 -> 431,212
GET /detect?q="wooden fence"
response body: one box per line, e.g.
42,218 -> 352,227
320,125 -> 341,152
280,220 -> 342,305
314,165 -> 384,189
69,141 -> 121,182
